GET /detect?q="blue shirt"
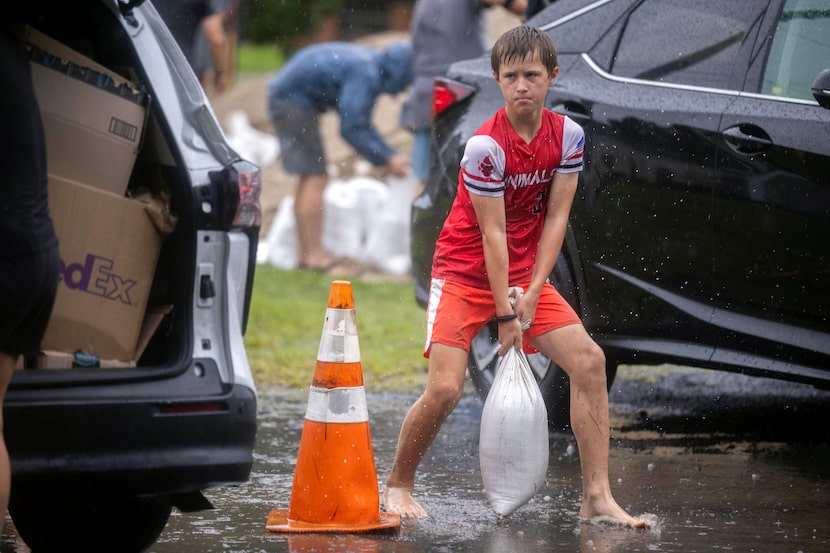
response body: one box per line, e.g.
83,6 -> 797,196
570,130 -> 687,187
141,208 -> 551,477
268,42 -> 412,166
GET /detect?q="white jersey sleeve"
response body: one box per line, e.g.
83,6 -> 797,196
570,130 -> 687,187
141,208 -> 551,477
559,116 -> 585,173
460,134 -> 506,197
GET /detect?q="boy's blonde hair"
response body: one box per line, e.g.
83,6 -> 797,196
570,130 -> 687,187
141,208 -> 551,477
491,26 -> 558,76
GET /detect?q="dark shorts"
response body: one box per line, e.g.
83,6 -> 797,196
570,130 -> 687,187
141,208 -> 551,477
268,96 -> 327,176
0,245 -> 60,357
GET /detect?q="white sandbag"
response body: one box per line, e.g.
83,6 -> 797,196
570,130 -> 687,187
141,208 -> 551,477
259,196 -> 298,268
323,175 -> 388,261
479,346 -> 549,517
225,110 -> 280,167
259,174 -> 389,269
364,172 -> 419,274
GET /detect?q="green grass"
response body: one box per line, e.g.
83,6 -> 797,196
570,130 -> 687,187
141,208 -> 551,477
236,42 -> 285,73
244,265 -> 429,392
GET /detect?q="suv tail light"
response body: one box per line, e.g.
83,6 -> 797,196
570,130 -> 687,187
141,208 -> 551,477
205,160 -> 262,230
432,77 -> 476,119
229,160 -> 262,228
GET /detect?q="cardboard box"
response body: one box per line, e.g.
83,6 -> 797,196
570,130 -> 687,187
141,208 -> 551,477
35,306 -> 172,369
36,351 -> 134,370
15,25 -> 137,89
41,175 -> 164,362
21,26 -> 148,196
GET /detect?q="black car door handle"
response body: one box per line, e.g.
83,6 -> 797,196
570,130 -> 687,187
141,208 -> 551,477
721,124 -> 773,154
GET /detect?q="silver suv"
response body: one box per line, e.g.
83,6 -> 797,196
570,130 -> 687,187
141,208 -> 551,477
6,1 -> 260,551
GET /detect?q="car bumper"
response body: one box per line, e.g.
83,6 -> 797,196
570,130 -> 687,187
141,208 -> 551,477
5,379 -> 257,499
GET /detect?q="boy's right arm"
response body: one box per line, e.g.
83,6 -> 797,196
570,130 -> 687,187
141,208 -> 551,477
463,134 -> 523,353
470,192 -> 524,354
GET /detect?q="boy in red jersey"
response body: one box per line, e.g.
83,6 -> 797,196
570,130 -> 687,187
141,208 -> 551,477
383,26 -> 650,528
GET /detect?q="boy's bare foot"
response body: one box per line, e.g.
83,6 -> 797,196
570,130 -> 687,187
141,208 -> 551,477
579,497 -> 652,529
381,486 -> 428,518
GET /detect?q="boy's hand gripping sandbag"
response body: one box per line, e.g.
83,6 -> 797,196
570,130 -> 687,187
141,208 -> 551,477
479,346 -> 549,517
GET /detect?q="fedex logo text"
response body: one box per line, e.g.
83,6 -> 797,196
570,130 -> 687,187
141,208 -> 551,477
59,254 -> 137,305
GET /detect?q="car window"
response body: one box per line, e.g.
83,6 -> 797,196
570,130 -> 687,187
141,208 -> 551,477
609,0 -> 768,89
762,0 -> 830,100
538,0 -> 638,55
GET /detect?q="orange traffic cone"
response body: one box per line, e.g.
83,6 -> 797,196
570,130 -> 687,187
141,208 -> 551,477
266,280 -> 400,533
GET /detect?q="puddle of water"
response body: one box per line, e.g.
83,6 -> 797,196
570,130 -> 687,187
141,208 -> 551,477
3,369 -> 828,552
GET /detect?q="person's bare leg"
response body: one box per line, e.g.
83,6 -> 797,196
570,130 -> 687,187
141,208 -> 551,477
0,354 -> 17,516
383,344 -> 468,518
534,325 -> 650,529
293,173 -> 337,270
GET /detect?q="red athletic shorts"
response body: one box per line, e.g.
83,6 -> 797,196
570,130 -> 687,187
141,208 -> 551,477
423,278 -> 582,358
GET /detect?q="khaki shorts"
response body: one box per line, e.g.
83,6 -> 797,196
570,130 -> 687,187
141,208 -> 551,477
424,278 -> 582,358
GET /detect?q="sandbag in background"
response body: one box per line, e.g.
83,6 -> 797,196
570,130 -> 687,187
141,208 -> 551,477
257,170 -> 418,275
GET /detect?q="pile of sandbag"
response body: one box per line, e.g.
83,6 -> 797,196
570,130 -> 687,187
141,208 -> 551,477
257,167 -> 418,275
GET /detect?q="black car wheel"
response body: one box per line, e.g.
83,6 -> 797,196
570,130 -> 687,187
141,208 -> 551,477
466,253 -> 617,432
10,489 -> 171,553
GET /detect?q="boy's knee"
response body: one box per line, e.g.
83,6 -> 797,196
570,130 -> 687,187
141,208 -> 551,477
427,380 -> 464,412
588,343 -> 606,371
584,345 -> 607,382
566,344 -> 607,387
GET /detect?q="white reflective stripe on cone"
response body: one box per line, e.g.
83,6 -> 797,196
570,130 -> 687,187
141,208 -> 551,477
317,308 -> 361,363
305,386 -> 369,424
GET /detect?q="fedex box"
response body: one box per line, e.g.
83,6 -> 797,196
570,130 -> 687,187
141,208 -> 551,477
41,175 -> 163,362
20,26 -> 148,196
36,306 -> 172,369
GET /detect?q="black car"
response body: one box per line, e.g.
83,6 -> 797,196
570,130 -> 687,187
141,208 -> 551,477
6,2 -> 260,551
411,0 -> 830,429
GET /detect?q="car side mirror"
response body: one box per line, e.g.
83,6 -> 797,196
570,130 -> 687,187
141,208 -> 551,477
812,69 -> 830,109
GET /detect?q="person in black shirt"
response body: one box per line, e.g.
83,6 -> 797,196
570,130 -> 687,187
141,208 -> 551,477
0,24 -> 60,516
155,0 -> 230,93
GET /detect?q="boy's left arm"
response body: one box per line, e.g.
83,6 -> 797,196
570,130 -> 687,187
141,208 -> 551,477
515,171 -> 578,321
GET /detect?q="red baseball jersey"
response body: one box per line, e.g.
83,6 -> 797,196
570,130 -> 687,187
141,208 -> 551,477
431,107 -> 584,289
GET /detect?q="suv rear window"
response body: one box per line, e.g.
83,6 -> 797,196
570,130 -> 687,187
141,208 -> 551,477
608,0 -> 768,89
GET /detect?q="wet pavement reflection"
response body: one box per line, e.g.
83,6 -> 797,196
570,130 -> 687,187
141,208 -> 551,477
3,365 -> 828,552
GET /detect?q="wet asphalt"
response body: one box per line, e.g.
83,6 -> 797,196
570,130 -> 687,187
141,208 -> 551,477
3,364 -> 828,552
152,364 -> 829,553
